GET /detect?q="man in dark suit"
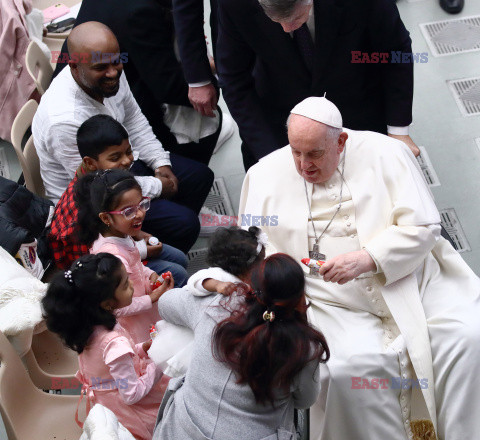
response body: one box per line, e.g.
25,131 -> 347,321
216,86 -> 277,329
216,0 -> 420,169
54,0 -> 227,165
172,0 -> 219,118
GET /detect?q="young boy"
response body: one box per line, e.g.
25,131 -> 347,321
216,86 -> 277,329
48,115 -> 188,286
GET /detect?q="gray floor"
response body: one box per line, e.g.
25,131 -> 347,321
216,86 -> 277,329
397,0 -> 480,273
1,0 -> 480,437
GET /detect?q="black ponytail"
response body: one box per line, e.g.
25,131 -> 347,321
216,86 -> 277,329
213,253 -> 330,404
207,226 -> 263,277
42,253 -> 124,353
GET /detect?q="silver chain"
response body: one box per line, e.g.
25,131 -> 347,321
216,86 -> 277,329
304,147 -> 347,247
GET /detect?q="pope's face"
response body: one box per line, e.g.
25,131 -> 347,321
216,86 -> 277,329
288,115 -> 347,184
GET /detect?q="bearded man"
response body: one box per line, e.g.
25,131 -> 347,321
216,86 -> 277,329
33,22 -> 213,252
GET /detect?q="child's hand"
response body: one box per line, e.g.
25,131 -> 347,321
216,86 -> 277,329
142,339 -> 152,353
150,271 -> 172,289
202,278 -> 236,296
132,230 -> 150,241
150,272 -> 159,286
149,273 -> 174,303
146,241 -> 163,258
216,281 -> 237,296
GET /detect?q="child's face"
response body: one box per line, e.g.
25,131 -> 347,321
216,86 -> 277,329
113,264 -> 134,309
84,139 -> 134,171
102,188 -> 146,238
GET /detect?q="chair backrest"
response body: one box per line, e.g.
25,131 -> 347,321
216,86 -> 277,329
0,330 -> 41,440
0,330 -> 82,440
24,328 -> 79,391
25,40 -> 54,95
10,99 -> 45,196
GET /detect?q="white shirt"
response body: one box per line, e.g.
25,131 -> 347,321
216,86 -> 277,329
32,67 -> 171,203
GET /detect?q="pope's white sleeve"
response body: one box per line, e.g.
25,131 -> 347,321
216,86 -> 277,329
364,224 -> 441,286
237,171 -> 250,222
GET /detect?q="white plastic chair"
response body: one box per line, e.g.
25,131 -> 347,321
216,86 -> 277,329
25,40 -> 54,95
10,99 -> 45,196
23,326 -> 80,391
0,330 -> 82,440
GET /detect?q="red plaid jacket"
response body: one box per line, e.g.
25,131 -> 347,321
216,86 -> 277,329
48,172 -> 89,269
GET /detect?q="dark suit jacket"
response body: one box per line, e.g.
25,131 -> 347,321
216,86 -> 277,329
216,0 -> 414,160
172,0 -> 218,84
54,0 -> 191,147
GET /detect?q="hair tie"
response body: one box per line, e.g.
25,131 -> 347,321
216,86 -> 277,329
262,310 -> 275,322
256,231 -> 269,255
95,169 -> 113,180
64,270 -> 73,284
65,261 -> 84,284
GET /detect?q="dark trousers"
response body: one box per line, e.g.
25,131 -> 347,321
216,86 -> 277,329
131,154 -> 214,253
241,141 -> 258,171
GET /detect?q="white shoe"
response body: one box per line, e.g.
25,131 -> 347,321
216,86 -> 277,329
199,206 -> 237,236
213,113 -> 235,154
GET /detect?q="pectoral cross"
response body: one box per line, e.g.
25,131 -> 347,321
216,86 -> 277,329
309,243 -> 326,276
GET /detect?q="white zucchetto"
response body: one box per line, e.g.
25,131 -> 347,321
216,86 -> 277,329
290,97 -> 343,129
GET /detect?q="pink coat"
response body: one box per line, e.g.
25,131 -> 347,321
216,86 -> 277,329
0,0 -> 36,141
76,324 -> 167,440
90,235 -> 161,343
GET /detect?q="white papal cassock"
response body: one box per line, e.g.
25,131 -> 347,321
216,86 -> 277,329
238,130 -> 480,440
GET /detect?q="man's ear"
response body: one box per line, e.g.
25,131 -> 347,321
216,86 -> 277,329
83,156 -> 98,171
100,298 -> 116,312
338,132 -> 348,152
68,60 -> 78,72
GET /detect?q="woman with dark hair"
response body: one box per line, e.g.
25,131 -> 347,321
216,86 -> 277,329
153,252 -> 329,440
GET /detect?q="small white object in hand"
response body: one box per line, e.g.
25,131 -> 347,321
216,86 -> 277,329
148,237 -> 159,245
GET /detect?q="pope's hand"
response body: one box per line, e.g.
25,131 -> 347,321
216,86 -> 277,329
387,134 -> 420,157
319,250 -> 376,284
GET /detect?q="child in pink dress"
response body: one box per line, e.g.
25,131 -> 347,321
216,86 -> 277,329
75,169 -> 174,343
42,253 -> 174,440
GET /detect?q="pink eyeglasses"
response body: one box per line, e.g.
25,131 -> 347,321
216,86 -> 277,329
106,197 -> 151,220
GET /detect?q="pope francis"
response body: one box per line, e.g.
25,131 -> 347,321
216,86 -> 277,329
238,97 -> 480,440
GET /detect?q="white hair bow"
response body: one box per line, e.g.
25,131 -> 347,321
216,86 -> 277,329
256,231 -> 269,254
